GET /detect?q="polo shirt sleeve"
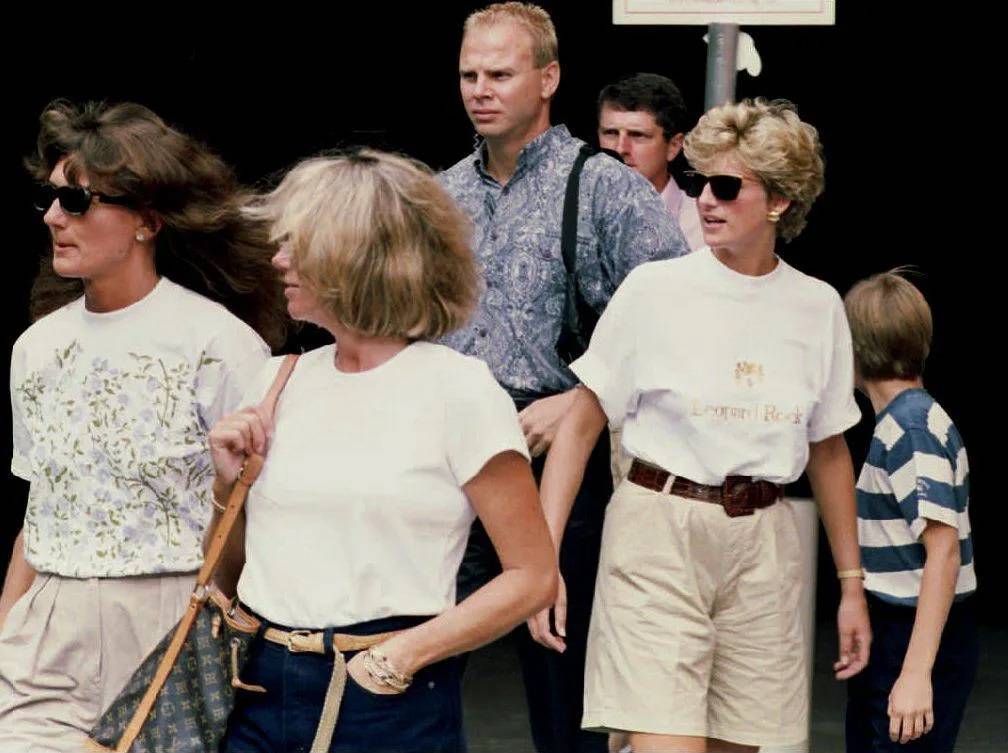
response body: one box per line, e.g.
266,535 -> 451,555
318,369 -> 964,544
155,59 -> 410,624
569,266 -> 645,428
807,293 -> 861,442
445,359 -> 530,487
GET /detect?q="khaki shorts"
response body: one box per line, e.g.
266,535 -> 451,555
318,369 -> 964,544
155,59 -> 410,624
583,479 -> 808,748
0,572 -> 193,752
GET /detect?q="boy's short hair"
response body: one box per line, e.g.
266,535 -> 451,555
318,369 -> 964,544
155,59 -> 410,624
844,269 -> 932,380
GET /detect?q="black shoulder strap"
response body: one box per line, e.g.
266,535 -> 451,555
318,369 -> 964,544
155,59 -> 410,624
560,143 -> 594,276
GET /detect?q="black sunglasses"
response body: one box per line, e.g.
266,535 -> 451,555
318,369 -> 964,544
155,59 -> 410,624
682,171 -> 750,201
32,183 -> 135,216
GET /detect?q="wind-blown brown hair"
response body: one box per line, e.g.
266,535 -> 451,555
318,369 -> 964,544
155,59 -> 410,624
26,99 -> 285,348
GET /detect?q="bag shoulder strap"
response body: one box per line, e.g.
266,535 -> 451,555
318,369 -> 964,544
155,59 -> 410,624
560,143 -> 594,275
196,353 -> 299,587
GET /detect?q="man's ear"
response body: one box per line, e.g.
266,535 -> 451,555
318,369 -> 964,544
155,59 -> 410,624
666,132 -> 685,162
541,61 -> 560,100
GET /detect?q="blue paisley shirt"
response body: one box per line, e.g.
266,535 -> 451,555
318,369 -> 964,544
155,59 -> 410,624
439,125 -> 687,395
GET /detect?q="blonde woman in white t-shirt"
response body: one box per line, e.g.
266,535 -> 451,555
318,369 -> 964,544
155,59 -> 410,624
207,150 -> 558,753
528,99 -> 872,753
0,100 -> 281,751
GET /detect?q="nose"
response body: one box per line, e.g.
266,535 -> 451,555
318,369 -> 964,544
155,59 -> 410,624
472,73 -> 491,99
42,198 -> 67,229
696,180 -> 718,209
271,243 -> 291,271
616,133 -> 631,155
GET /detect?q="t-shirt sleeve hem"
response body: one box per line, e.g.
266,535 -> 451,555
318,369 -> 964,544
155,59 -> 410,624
916,500 -> 961,535
570,352 -> 621,425
10,457 -> 31,481
453,443 -> 531,488
808,408 -> 862,443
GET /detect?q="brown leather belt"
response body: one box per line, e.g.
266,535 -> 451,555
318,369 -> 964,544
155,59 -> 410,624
627,458 -> 783,518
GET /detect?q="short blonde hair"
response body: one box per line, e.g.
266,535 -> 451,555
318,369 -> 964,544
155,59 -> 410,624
684,98 -> 824,242
247,149 -> 478,340
464,2 -> 558,67
844,269 -> 932,380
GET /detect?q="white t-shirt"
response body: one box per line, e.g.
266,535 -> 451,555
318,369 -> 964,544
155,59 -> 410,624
572,249 -> 861,485
9,278 -> 270,577
237,341 -> 530,628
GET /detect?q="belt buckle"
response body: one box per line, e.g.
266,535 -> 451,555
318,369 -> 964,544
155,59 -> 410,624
721,478 -> 755,518
286,629 -> 316,653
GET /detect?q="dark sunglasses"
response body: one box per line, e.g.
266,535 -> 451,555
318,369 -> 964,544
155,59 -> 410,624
682,171 -> 752,201
32,183 -> 135,216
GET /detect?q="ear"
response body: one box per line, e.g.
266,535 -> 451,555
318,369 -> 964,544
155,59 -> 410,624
541,61 -> 560,100
665,132 -> 685,162
768,193 -> 791,216
137,211 -> 163,241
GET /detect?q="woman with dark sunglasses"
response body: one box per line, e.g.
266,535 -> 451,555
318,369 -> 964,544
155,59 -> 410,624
527,98 -> 871,752
0,100 -> 283,751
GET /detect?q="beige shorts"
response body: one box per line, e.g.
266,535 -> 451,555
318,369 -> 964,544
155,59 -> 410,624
0,572 -> 194,752
583,479 -> 808,747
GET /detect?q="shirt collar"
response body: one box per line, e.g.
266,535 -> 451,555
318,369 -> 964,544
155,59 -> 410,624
470,124 -> 572,183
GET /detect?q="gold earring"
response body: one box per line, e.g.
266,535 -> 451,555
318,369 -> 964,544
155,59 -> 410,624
767,209 -> 782,223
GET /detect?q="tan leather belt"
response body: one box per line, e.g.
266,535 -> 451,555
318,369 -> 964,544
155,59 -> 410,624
627,458 -> 782,518
261,626 -> 401,753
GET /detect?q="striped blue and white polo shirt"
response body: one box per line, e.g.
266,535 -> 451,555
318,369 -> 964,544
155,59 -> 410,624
855,388 -> 975,606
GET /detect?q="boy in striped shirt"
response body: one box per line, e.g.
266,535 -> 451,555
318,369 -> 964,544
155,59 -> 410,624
843,271 -> 977,752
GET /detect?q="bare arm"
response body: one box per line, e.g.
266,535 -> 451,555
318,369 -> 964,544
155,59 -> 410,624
353,450 -> 558,683
527,386 -> 608,651
206,407 -> 269,595
517,388 -> 576,457
806,433 -> 871,679
0,529 -> 36,629
886,521 -> 961,744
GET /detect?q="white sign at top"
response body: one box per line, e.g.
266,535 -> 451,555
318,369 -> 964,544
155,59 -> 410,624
613,0 -> 835,26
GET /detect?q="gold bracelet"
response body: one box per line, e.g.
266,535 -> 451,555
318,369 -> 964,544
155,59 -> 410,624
837,568 -> 865,580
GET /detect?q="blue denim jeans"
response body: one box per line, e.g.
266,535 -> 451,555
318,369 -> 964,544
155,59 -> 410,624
220,614 -> 465,753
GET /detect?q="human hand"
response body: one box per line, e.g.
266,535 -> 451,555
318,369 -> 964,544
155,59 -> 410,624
345,650 -> 403,696
833,587 -> 871,680
518,391 -> 576,457
208,407 -> 271,488
887,670 -> 934,744
526,573 -> 567,652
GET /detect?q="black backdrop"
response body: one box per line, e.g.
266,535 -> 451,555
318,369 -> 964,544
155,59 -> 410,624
1,3 -> 995,621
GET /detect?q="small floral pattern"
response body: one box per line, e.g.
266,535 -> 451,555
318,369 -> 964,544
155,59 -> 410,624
14,340 -> 222,576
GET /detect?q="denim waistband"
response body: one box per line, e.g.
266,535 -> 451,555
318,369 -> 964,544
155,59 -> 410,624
241,605 -> 432,637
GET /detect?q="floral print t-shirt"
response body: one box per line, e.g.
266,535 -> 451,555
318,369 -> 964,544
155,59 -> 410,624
9,278 -> 270,577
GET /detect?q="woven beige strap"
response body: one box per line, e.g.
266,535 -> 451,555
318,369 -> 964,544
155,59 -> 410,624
259,626 -> 400,752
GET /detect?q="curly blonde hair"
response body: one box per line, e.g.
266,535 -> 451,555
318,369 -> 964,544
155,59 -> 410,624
684,98 -> 824,242
246,149 -> 478,340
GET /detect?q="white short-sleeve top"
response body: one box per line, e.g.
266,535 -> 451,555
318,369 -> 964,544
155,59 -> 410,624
9,278 -> 270,577
571,249 -> 861,485
237,341 -> 530,628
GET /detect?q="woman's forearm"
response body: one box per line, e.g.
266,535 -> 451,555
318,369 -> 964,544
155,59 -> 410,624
807,434 -> 862,573
539,387 -> 608,550
381,561 -> 556,675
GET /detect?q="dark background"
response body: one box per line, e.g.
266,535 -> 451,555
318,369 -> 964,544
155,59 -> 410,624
1,4 -> 995,621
